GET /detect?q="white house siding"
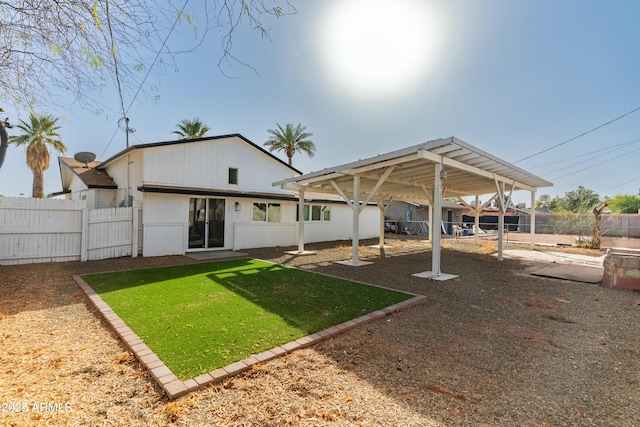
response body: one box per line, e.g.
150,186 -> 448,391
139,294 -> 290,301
142,193 -> 188,257
233,202 -> 379,250
301,205 -> 380,243
105,150 -> 143,207
63,177 -> 116,209
142,192 -> 381,255
94,189 -> 117,208
142,137 -> 294,196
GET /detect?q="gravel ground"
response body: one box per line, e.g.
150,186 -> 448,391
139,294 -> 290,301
1,237 -> 639,426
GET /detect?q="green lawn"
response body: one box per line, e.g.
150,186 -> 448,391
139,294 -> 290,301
83,259 -> 413,380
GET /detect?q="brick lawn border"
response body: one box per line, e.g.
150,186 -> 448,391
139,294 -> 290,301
72,274 -> 426,400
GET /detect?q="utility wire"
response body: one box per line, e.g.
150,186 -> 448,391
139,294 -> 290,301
549,145 -> 640,180
514,105 -> 640,164
99,0 -> 190,158
125,0 -> 189,116
528,137 -> 640,170
599,176 -> 640,194
104,0 -> 126,118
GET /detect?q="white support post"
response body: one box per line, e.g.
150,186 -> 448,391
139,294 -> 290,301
431,164 -> 443,275
351,175 -> 360,264
80,205 -> 89,262
132,207 -> 139,258
421,183 -> 433,242
334,175 -> 373,266
286,189 -> 315,255
376,197 -> 392,248
413,163 -> 458,280
530,190 -> 536,249
474,194 -> 480,246
497,180 -> 505,261
298,190 -> 305,252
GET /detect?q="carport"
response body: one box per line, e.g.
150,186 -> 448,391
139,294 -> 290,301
273,137 -> 552,280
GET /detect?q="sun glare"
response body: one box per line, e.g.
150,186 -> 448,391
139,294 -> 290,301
319,0 -> 441,101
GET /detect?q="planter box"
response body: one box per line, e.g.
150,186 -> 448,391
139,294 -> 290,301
602,248 -> 640,291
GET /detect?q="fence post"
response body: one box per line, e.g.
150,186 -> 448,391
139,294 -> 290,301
132,207 -> 139,258
80,204 -> 89,262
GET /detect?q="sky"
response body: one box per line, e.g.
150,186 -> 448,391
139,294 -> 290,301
1,0 -> 640,207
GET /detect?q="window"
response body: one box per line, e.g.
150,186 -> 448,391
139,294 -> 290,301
297,204 -> 331,222
322,205 -> 331,221
252,203 -> 266,221
267,203 -> 281,222
228,168 -> 238,185
253,202 -> 281,222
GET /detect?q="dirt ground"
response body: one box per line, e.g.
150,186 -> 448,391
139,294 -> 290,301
1,237 -> 639,426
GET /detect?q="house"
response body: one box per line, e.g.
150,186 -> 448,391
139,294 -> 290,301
384,200 -> 465,235
57,134 -> 379,256
460,204 -> 522,231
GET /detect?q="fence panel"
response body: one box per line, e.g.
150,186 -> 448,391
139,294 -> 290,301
0,198 -> 84,265
87,207 -> 133,260
0,198 -> 137,265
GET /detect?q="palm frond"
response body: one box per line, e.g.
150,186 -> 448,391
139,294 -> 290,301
263,122 -> 315,166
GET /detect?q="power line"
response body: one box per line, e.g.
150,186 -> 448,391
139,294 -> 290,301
528,137 -> 640,171
104,0 -> 127,118
125,0 -> 189,116
599,176 -> 640,194
99,0 -> 189,158
514,105 -> 640,164
549,144 -> 640,180
99,126 -> 121,160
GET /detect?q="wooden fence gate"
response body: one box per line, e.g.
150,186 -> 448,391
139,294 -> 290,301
0,197 -> 140,265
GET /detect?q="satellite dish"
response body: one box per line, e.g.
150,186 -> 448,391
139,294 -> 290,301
74,151 -> 96,167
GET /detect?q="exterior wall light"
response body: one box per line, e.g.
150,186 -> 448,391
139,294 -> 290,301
235,201 -> 241,211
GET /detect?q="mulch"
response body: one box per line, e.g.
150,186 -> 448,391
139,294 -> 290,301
1,238 -> 639,426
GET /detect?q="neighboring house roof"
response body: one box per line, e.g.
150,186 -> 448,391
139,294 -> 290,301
58,157 -> 118,190
442,200 -> 465,210
97,134 -> 303,175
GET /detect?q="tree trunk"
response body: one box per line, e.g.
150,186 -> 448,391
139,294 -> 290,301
32,170 -> 45,198
0,122 -> 8,169
591,203 -> 607,249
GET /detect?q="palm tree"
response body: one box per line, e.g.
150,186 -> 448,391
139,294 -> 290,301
10,112 -> 66,198
263,123 -> 315,166
172,118 -> 210,140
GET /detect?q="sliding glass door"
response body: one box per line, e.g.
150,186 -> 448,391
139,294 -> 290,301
188,198 -> 225,249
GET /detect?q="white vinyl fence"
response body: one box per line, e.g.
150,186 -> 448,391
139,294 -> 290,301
0,197 -> 140,265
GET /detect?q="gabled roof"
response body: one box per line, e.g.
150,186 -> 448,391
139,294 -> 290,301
97,134 -> 303,174
58,157 -> 118,189
274,136 -> 552,203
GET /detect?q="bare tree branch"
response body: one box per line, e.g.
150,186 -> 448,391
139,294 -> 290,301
0,0 -> 296,112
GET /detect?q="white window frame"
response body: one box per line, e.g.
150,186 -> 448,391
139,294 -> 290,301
252,201 -> 281,222
297,204 -> 331,222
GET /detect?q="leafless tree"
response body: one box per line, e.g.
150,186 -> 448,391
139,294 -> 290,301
0,0 -> 295,113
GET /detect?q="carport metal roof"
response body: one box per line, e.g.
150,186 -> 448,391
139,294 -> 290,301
274,137 -> 552,201
273,136 -> 553,279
